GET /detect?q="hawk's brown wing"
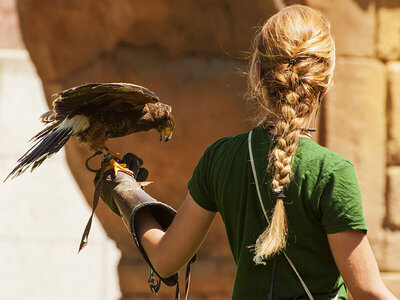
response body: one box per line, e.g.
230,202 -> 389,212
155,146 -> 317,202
52,83 -> 160,119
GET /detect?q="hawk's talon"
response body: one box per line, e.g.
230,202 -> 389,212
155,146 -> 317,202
104,159 -> 134,176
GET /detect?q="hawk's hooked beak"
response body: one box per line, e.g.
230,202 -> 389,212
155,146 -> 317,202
158,123 -> 174,142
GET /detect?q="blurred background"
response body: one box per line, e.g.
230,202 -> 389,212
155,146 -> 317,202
0,0 -> 399,299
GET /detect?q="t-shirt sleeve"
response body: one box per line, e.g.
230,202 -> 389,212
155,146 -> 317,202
187,143 -> 221,212
318,160 -> 367,234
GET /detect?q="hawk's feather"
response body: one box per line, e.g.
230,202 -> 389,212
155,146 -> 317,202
4,82 -> 174,181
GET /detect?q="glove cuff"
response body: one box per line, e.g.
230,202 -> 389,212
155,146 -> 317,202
130,201 -> 179,287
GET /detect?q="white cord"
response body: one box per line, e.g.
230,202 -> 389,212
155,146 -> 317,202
248,130 -> 314,300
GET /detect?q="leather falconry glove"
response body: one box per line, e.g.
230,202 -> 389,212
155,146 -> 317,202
94,153 -> 149,216
95,153 -> 196,299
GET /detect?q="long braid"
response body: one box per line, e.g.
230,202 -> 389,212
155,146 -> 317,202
254,69 -> 308,259
248,5 -> 335,261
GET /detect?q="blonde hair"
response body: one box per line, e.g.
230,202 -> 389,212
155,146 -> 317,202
248,5 -> 335,260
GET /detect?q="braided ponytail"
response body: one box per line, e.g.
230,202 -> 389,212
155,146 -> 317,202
248,5 -> 335,261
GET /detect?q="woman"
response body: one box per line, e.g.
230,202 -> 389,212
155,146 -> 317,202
100,5 -> 397,299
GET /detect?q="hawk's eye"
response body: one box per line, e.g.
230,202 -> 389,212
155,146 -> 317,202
167,121 -> 173,127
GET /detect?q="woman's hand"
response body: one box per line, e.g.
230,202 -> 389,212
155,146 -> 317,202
328,230 -> 397,300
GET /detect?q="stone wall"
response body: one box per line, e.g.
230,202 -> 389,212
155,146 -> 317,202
379,0 -> 400,294
0,1 -> 121,299
0,0 -> 24,48
10,0 -> 400,299
312,0 -> 400,295
0,51 -> 121,300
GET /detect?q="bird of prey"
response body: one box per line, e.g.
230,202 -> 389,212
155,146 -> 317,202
5,83 -> 174,181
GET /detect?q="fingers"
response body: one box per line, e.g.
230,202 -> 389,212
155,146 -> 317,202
121,154 -> 148,182
122,153 -> 143,167
94,152 -> 147,183
122,153 -> 144,176
93,168 -> 115,185
137,168 -> 149,182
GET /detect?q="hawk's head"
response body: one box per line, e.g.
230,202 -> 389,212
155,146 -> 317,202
158,117 -> 174,142
154,103 -> 175,142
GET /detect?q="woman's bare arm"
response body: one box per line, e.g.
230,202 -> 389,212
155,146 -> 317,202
136,193 -> 216,277
328,230 -> 397,300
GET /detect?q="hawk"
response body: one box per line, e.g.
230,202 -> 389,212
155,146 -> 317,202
5,82 -> 174,181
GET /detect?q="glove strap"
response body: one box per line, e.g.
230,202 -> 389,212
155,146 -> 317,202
146,254 -> 195,300
184,258 -> 194,300
79,155 -> 117,252
78,157 -> 110,252
175,260 -> 193,300
147,267 -> 161,294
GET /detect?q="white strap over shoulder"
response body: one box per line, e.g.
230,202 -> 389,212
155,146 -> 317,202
248,130 -> 314,300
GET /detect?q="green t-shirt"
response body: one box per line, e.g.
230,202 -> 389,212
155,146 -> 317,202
188,126 -> 367,300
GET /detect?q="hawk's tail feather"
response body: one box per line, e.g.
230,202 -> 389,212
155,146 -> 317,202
29,120 -> 61,142
4,125 -> 74,181
18,127 -> 68,163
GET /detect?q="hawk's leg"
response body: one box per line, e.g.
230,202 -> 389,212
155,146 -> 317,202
110,151 -> 123,161
103,147 -> 123,161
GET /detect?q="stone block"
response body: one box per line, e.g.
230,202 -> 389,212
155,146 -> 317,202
17,0 -> 131,81
119,258 -> 235,298
386,167 -> 400,229
198,215 -> 233,258
387,62 -> 400,165
0,0 -> 24,49
381,272 -> 400,298
119,261 -> 165,296
324,57 -> 387,260
307,0 -> 376,57
189,258 -> 236,295
17,0 -> 278,82
383,231 -> 400,272
377,0 -> 400,61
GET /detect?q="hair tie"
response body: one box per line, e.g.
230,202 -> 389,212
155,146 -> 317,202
289,59 -> 297,66
273,188 -> 286,199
